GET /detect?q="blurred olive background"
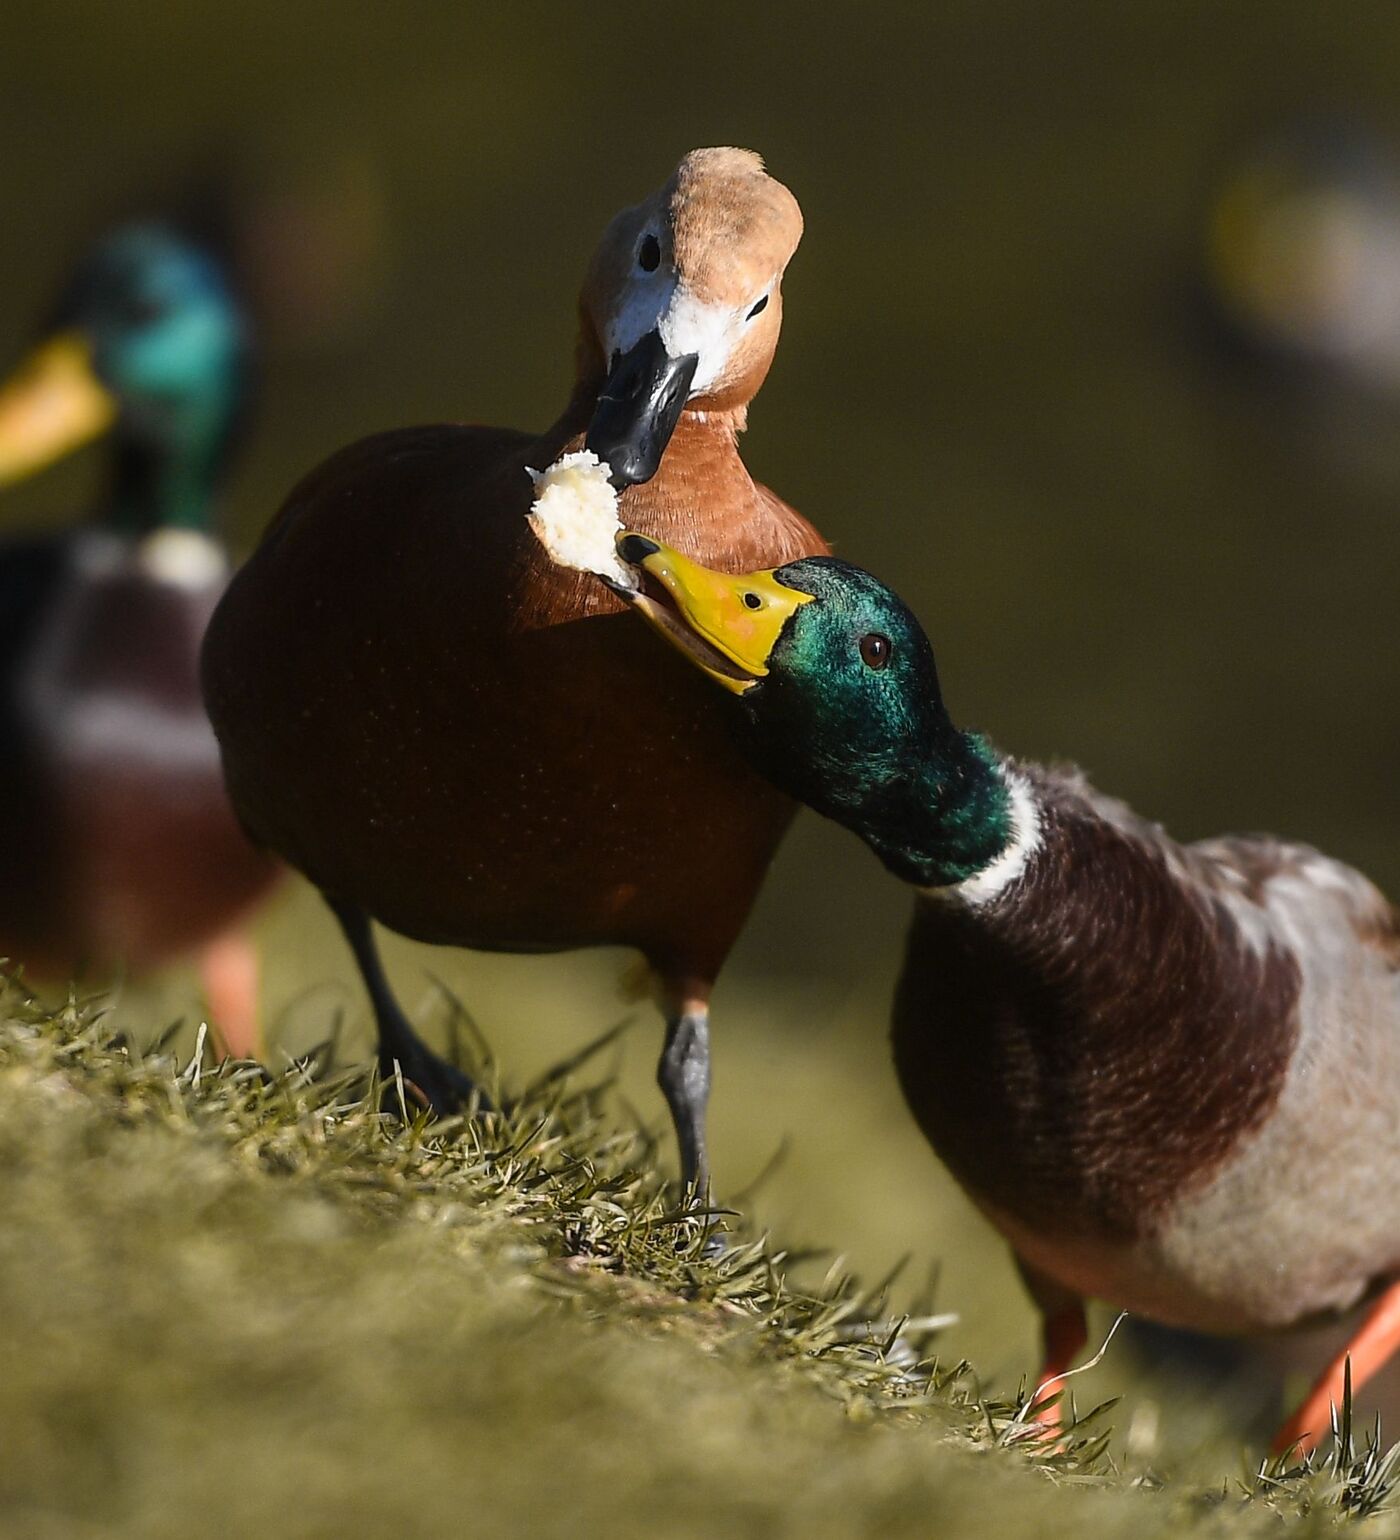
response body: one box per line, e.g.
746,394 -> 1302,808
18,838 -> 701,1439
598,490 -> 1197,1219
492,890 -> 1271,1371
6,0 -> 1400,1446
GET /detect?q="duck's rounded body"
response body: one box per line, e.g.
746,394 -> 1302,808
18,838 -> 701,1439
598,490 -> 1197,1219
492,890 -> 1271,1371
0,527 -> 275,976
205,411 -> 818,975
613,538 -> 1400,1453
892,767 -> 1400,1338
203,150 -> 826,1176
0,222 -> 280,1048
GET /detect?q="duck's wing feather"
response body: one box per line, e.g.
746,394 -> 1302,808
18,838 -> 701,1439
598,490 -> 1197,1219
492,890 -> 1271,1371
942,762 -> 1400,1327
1031,760 -> 1400,971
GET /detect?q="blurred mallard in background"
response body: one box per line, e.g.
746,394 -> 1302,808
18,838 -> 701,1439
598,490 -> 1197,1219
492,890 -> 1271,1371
1207,120 -> 1400,387
0,222 -> 280,1054
1201,118 -> 1400,497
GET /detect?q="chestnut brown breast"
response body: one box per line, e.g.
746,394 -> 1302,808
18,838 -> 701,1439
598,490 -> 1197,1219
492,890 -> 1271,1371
891,777 -> 1301,1246
202,413 -> 827,981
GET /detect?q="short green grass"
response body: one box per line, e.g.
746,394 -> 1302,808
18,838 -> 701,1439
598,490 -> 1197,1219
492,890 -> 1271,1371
0,976 -> 1395,1539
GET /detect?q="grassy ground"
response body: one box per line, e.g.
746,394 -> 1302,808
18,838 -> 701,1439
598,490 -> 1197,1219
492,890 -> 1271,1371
1,977 -> 1398,1538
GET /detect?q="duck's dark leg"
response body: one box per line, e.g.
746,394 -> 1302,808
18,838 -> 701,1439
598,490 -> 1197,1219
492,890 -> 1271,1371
326,895 -> 485,1114
655,977 -> 714,1194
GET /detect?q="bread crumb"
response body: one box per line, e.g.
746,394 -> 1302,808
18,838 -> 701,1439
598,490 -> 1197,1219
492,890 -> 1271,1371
527,450 -> 635,588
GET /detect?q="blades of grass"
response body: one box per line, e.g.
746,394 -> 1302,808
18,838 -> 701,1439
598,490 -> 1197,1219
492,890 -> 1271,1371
521,1017 -> 637,1098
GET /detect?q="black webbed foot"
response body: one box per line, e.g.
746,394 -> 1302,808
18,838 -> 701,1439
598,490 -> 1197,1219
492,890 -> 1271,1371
378,1040 -> 491,1117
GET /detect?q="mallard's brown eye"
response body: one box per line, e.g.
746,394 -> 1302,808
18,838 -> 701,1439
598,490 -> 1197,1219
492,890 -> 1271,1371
638,234 -> 661,272
859,633 -> 891,670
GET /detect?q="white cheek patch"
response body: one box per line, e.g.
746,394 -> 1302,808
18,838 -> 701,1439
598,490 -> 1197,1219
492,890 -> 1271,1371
658,285 -> 740,394
603,272 -> 747,398
526,450 -> 637,588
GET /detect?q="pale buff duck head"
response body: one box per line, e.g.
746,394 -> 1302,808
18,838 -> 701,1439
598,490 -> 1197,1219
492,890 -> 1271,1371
578,147 -> 803,487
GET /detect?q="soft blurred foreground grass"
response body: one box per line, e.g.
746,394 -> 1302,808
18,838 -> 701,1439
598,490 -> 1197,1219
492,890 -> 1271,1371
1,980 -> 1398,1537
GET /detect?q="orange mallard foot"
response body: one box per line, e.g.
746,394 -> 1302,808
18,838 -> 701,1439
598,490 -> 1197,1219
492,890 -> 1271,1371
1273,1278 -> 1400,1457
1027,1299 -> 1090,1433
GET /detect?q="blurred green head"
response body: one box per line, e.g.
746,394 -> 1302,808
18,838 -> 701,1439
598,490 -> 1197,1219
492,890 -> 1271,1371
615,536 -> 1012,885
0,222 -> 248,532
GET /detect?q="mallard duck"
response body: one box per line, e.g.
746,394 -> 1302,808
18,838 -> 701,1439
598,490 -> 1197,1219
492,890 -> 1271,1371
0,222 -> 280,1052
202,148 -> 827,1184
1206,120 -> 1400,390
612,532 -> 1400,1456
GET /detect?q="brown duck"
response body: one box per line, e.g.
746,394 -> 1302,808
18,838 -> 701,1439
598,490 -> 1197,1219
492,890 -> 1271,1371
611,534 -> 1400,1456
202,148 -> 826,1185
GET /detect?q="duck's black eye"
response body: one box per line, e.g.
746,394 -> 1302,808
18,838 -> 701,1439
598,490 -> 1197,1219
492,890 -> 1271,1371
638,234 -> 661,272
742,591 -> 763,610
746,293 -> 769,320
859,633 -> 891,670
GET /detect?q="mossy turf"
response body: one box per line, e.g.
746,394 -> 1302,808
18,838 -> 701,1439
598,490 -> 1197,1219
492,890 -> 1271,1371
0,982 -> 1394,1538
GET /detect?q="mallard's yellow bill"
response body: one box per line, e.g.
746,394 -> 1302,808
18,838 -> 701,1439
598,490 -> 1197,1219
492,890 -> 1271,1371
615,532 -> 811,695
0,332 -> 117,487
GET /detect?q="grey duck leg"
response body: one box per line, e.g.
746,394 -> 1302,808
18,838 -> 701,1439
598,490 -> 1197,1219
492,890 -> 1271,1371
658,1004 -> 712,1194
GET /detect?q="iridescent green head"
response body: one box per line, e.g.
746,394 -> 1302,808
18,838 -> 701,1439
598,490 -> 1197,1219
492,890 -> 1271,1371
0,222 -> 248,533
615,536 -> 1013,886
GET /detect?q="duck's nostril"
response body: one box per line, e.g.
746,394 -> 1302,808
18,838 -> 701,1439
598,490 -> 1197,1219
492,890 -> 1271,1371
617,533 -> 661,564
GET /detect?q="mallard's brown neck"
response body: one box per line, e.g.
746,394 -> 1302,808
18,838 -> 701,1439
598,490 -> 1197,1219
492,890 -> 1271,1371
542,387 -> 755,545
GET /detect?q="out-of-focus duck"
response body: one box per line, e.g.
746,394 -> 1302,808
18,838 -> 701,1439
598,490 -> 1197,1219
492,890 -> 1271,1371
0,222 -> 280,1053
1194,119 -> 1400,492
613,532 -> 1400,1456
202,149 -> 827,1185
1206,119 -> 1400,390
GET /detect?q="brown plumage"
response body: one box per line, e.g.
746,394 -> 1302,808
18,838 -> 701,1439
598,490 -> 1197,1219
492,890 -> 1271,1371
896,767 -> 1400,1451
202,149 -> 827,1182
897,767 -> 1397,1322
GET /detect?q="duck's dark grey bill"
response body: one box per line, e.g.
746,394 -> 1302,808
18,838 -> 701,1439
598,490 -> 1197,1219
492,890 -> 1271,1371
585,330 -> 698,490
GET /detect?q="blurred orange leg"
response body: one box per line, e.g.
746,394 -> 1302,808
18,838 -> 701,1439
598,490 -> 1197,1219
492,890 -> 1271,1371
199,929 -> 262,1061
1273,1279 -> 1400,1457
1030,1300 -> 1089,1431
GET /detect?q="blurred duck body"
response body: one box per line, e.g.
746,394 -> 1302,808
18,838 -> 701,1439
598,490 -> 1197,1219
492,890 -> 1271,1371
0,224 -> 279,1049
613,534 -> 1400,1456
202,149 -> 827,1183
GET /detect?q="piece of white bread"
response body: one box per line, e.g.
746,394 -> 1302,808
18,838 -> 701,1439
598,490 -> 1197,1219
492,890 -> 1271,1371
527,450 -> 636,588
